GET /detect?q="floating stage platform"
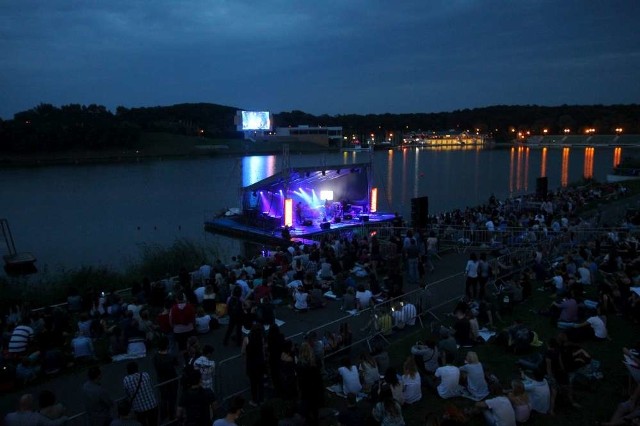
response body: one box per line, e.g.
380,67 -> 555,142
204,160 -> 395,246
205,212 -> 396,246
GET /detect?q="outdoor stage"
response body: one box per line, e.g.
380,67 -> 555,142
204,212 -> 396,247
204,160 -> 395,246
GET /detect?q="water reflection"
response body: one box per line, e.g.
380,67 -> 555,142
414,147 -> 420,198
401,147 -> 408,203
524,147 -> 530,191
541,147 -> 547,177
509,147 -> 515,193
584,147 -> 594,179
561,147 -> 570,187
242,155 -> 276,187
508,146 -> 529,193
614,147 -> 622,167
386,149 -> 394,203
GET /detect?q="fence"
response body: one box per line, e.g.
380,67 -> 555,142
59,376 -> 182,426
211,244 -> 537,403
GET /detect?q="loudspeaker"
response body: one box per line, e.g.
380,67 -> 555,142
360,215 -> 369,222
303,219 -> 313,226
536,177 -> 548,198
320,222 -> 331,230
411,196 -> 429,229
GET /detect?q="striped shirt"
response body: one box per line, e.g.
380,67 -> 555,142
8,325 -> 34,353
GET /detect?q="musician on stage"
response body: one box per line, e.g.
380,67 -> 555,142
296,201 -> 303,225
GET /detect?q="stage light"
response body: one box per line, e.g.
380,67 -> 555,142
320,190 -> 334,201
284,198 -> 293,227
370,187 -> 378,213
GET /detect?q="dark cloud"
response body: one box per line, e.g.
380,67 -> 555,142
1,0 -> 639,118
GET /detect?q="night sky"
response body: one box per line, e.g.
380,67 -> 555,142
1,0 -> 639,119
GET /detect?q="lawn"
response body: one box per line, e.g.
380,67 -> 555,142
236,272 -> 637,426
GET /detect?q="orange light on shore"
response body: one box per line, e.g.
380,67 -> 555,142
370,187 -> 378,213
284,198 -> 293,227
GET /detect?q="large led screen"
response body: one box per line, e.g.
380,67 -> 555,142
241,111 -> 271,130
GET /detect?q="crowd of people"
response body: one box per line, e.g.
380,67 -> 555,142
3,181 -> 640,425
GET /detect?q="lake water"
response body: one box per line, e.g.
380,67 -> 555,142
0,145 -> 624,273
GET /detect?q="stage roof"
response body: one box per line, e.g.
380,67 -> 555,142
242,161 -> 371,193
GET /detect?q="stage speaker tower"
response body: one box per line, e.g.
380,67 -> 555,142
411,196 -> 429,229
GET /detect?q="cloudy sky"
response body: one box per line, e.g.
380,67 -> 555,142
1,0 -> 639,119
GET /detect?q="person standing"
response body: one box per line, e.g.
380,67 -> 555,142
425,231 -> 439,273
169,292 -> 196,353
241,324 -> 266,407
297,342 -> 324,425
83,367 -> 114,426
223,286 -> 244,346
153,337 -> 178,422
193,344 -> 216,393
404,237 -> 420,286
477,253 -> 491,300
465,252 -> 479,299
123,362 -> 158,426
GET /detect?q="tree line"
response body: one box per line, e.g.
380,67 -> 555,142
1,102 -> 638,153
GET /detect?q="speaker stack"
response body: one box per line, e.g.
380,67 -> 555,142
536,177 -> 548,198
411,196 -> 429,229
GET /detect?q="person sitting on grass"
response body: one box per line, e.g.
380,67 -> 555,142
434,359 -> 462,399
569,307 -> 609,341
459,351 -> 489,401
292,286 -> 309,311
338,357 -> 362,396
401,357 -> 422,405
521,369 -> 551,415
372,389 -> 405,426
474,382 -> 516,426
507,379 -> 531,424
355,284 -> 373,310
358,352 -> 380,393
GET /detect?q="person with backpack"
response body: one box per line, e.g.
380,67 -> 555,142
223,286 -> 244,347
169,292 -> 195,352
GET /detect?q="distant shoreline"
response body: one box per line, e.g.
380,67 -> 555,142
0,139 -> 335,168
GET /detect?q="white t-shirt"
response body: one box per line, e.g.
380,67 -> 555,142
586,316 -> 608,338
552,275 -> 563,291
435,365 -> 462,399
523,379 -> 550,414
484,396 -> 516,426
199,264 -> 212,281
294,291 -> 309,310
465,260 -> 479,278
356,290 -> 373,309
577,267 -> 591,285
194,286 -> 206,304
338,365 -> 362,395
402,373 -> 422,404
459,362 -> 489,400
195,315 -> 211,334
